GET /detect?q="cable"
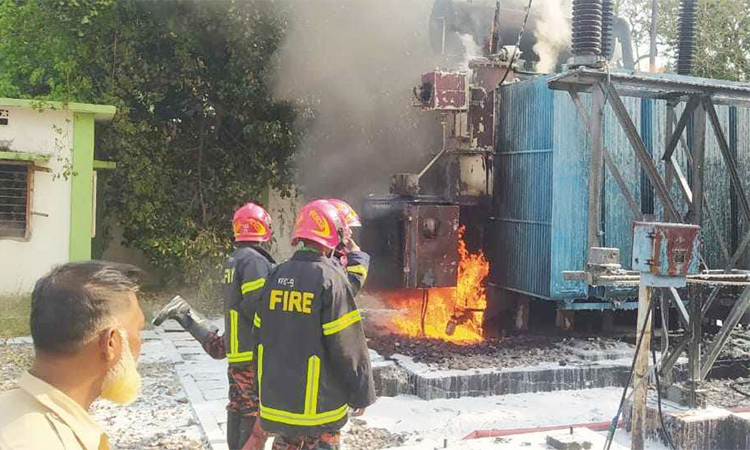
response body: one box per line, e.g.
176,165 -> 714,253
497,0 -> 533,87
603,298 -> 654,450
730,380 -> 750,398
651,300 -> 678,450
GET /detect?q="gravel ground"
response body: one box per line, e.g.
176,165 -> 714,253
0,342 -> 33,391
342,419 -> 408,450
0,342 -> 206,450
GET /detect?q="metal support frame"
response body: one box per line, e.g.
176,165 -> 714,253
700,286 -> 750,379
588,87 -> 606,249
551,70 -> 750,404
689,285 -> 702,407
568,88 -> 643,221
690,101 -> 707,225
667,287 -> 690,328
663,95 -> 701,162
603,83 -> 683,222
703,97 -> 750,269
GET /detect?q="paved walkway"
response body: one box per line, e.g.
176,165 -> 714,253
156,319 -> 230,450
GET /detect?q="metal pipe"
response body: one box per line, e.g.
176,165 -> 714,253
649,0 -> 658,71
418,115 -> 449,180
613,17 -> 635,70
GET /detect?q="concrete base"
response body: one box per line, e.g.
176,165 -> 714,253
624,394 -> 750,450
371,352 -> 686,400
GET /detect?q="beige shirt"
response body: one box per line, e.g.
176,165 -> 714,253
0,372 -> 109,450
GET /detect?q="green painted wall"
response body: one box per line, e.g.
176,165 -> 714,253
69,113 -> 95,260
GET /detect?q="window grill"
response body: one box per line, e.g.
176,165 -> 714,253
0,162 -> 31,239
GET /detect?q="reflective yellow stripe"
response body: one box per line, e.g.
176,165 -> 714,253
227,351 -> 254,363
322,310 -> 362,336
229,310 -> 239,354
253,313 -> 261,328
226,310 -> 252,362
242,278 -> 266,294
260,404 -> 349,427
258,349 -> 343,427
347,264 -> 368,280
304,356 -> 321,415
257,344 -> 264,402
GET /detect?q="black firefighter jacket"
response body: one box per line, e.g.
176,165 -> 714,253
255,248 -> 377,437
332,250 -> 371,298
222,244 -> 275,366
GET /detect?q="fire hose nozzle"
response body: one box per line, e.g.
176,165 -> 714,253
445,320 -> 457,336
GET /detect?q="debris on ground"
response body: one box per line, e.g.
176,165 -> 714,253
343,418 -> 408,450
367,334 -> 632,371
702,378 -> 750,409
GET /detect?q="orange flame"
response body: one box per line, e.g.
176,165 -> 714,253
384,227 -> 489,343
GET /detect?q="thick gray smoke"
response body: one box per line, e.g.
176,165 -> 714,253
530,0 -> 572,73
273,0 -> 444,204
273,0 -> 572,204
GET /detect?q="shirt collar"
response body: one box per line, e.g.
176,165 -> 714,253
19,372 -> 109,450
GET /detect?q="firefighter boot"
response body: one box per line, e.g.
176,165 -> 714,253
152,295 -> 218,345
240,418 -> 269,450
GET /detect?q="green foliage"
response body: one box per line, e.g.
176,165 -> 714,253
0,0 -> 298,285
615,0 -> 750,81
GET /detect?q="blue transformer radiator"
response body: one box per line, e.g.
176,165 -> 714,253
492,75 -> 750,309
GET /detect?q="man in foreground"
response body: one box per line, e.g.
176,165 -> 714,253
256,200 -> 376,450
0,261 -> 146,450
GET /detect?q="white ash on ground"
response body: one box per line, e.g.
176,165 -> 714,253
367,334 -> 632,371
349,387 -> 624,449
90,361 -> 206,450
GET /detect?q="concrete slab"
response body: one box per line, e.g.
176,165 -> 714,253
623,393 -> 750,450
375,353 -> 662,400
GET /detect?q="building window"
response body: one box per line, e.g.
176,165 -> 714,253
0,162 -> 31,239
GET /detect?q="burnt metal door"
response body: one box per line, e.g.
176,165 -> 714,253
403,204 -> 460,288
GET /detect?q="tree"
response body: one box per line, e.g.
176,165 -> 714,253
615,0 -> 750,81
0,0 -> 298,287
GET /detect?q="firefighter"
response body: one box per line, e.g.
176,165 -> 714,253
255,200 -> 376,450
327,199 -> 369,297
152,202 -> 274,450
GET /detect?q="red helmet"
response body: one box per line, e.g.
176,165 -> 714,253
327,199 -> 362,228
292,200 -> 348,250
232,203 -> 272,243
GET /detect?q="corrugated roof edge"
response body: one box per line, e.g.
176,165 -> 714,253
0,98 -> 116,122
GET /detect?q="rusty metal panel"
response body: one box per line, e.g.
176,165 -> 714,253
632,222 -> 701,276
469,87 -> 494,149
469,61 -> 511,149
403,204 -> 460,288
421,71 -> 467,111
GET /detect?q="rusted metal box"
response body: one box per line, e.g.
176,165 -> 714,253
632,222 -> 701,286
403,204 -> 460,288
420,71 -> 467,111
361,198 -> 459,290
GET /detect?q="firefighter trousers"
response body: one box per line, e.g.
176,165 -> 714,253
271,433 -> 340,450
227,412 -> 258,450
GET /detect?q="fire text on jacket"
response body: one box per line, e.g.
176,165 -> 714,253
269,289 -> 313,314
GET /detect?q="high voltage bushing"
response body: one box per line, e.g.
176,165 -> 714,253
601,0 -> 614,59
677,0 -> 697,75
572,0 -> 604,57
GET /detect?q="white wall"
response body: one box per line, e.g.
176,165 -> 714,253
0,107 -> 74,295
